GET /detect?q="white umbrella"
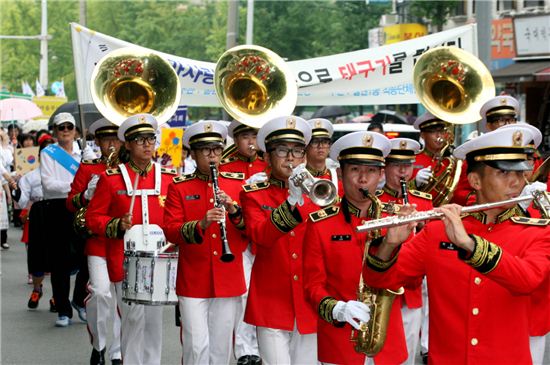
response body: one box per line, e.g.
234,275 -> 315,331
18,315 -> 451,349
0,98 -> 43,121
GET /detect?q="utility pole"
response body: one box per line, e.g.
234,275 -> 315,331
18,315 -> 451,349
226,0 -> 239,49
79,0 -> 87,27
39,0 -> 48,88
245,0 -> 254,45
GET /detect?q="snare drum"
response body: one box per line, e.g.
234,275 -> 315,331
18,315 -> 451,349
122,251 -> 178,305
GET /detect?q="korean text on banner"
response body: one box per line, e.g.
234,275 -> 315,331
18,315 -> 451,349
71,23 -> 476,107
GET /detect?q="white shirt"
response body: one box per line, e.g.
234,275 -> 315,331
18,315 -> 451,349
18,168 -> 43,209
40,142 -> 83,200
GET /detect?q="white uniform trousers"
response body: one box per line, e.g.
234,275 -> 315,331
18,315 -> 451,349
256,323 -> 317,365
234,246 -> 260,358
179,296 -> 239,365
530,334 -> 548,365
114,282 -> 163,365
400,304 -> 422,365
86,255 -> 121,360
420,278 -> 429,355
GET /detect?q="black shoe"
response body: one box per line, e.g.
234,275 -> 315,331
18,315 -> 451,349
421,352 -> 428,365
249,355 -> 262,365
49,298 -> 57,313
27,290 -> 43,309
111,359 -> 122,365
90,348 -> 106,365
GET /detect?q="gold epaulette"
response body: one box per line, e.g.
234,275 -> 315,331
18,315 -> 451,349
161,167 -> 177,175
375,190 -> 383,196
82,158 -> 102,165
309,205 -> 339,223
242,181 -> 270,192
173,174 -> 196,184
409,189 -> 432,200
220,156 -> 237,165
106,168 -> 121,175
220,171 -> 245,180
510,217 -> 550,226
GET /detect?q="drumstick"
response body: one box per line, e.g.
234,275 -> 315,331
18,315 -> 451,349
128,173 -> 140,218
159,242 -> 174,253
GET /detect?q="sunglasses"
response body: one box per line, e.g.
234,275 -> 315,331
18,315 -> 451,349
57,123 -> 75,131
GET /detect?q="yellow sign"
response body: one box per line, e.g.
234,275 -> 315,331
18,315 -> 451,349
157,128 -> 184,168
383,24 -> 427,45
32,96 -> 68,118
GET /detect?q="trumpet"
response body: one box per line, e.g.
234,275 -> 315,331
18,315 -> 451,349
356,192 -> 549,233
288,163 -> 337,207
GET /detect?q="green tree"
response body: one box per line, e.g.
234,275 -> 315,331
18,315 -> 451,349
409,0 -> 460,32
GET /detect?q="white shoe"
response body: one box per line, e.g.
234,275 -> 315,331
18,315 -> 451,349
55,315 -> 71,327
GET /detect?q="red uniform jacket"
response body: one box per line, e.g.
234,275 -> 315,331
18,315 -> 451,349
377,186 -> 434,309
67,158 -> 109,257
364,207 -> 550,365
303,198 -> 407,365
86,162 -> 175,282
240,177 -> 318,334
162,170 -> 247,298
219,153 -> 268,179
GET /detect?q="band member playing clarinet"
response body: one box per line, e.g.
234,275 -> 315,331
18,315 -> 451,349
363,126 -> 550,364
302,131 -> 408,364
86,114 -> 175,365
240,116 -> 319,364
162,120 -> 248,365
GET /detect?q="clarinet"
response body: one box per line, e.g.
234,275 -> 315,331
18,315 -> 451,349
209,162 -> 235,263
400,178 -> 409,205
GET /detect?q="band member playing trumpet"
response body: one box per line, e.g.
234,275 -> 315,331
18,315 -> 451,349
305,118 -> 343,197
376,137 -> 433,365
302,131 -> 408,364
86,114 -> 175,365
240,116 -> 319,364
219,120 -> 267,179
363,126 -> 550,364
66,118 -> 124,365
162,120 -> 248,365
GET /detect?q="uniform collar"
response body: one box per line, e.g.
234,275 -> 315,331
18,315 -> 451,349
382,185 -> 399,198
268,175 -> 286,188
128,160 -> 152,176
341,196 -> 379,221
237,153 -> 257,163
467,205 -> 523,224
195,170 -> 210,181
306,165 -> 328,177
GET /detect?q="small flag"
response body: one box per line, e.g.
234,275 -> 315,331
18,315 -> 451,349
22,81 -> 35,96
56,81 -> 65,97
36,79 -> 45,97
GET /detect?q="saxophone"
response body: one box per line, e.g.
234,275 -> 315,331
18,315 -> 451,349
351,188 -> 404,357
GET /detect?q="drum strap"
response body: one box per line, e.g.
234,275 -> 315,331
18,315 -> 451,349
120,163 -> 162,246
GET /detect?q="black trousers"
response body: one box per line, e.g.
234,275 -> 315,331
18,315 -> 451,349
44,199 -> 88,318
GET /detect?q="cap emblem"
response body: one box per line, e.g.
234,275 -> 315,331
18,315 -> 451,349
138,116 -> 146,124
286,117 -> 296,129
500,98 -> 508,106
362,134 -> 373,147
399,140 -> 407,149
204,123 -> 213,132
512,131 -> 523,146
315,120 -> 322,128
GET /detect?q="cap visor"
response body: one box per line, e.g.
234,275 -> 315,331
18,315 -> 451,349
485,160 -> 533,172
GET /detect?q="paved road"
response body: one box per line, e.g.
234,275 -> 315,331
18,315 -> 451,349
1,227 -> 181,365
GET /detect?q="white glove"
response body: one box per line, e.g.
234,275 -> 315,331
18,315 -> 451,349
82,145 -> 98,160
246,172 -> 268,184
415,167 -> 432,188
332,300 -> 371,330
519,181 -> 548,210
84,174 -> 100,201
287,163 -> 306,207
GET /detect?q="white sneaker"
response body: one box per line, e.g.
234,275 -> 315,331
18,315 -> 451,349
55,315 -> 71,327
71,301 -> 87,322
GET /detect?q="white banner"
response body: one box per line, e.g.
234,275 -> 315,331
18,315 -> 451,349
71,22 -> 477,107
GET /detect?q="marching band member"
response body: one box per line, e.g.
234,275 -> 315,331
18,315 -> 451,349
412,112 -> 453,191
218,120 -> 265,365
303,131 -> 408,364
86,114 -> 175,365
219,120 -> 267,179
364,126 -> 550,364
376,137 -> 433,365
66,118 -> 123,365
305,118 -> 342,197
240,116 -> 318,364
162,120 -> 248,365
480,95 -> 519,133
40,112 -> 95,327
